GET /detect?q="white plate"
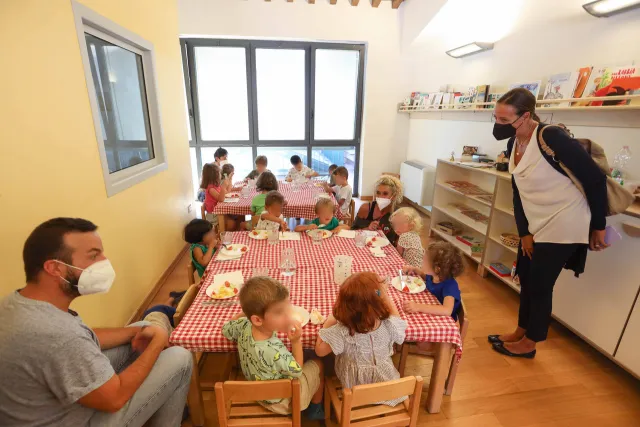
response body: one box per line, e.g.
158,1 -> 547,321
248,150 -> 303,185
316,194 -> 331,199
391,276 -> 426,294
221,244 -> 248,256
366,236 -> 389,248
290,305 -> 310,327
248,230 -> 269,240
206,282 -> 240,299
307,229 -> 333,239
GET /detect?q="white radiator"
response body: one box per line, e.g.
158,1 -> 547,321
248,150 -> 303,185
400,161 -> 436,207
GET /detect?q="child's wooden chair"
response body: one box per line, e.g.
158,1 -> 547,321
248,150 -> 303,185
346,199 -> 356,226
325,376 -> 422,427
173,284 -> 200,326
187,261 -> 196,287
200,204 -> 207,221
397,301 -> 469,396
215,379 -> 301,427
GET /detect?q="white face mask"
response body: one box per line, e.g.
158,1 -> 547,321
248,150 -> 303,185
218,159 -> 228,166
56,259 -> 116,295
376,197 -> 392,210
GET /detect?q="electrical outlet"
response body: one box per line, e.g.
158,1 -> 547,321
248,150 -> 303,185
187,204 -> 192,213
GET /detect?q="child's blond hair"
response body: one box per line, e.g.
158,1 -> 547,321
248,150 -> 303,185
315,197 -> 334,214
390,207 -> 423,232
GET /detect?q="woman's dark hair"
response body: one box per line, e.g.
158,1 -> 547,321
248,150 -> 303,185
497,88 -> 541,122
184,219 -> 213,244
290,155 -> 302,165
221,163 -> 234,178
256,171 -> 278,192
23,218 -> 98,282
214,147 -> 228,160
200,163 -> 221,188
265,191 -> 285,208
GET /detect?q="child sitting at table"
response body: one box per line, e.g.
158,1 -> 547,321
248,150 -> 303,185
251,171 -> 279,217
324,166 -> 352,218
256,191 -> 290,232
222,277 -> 325,419
285,155 -> 318,182
246,155 -> 269,180
327,164 -> 338,186
315,272 -> 408,407
390,207 -> 425,268
402,241 -> 463,320
201,163 -> 225,227
184,218 -> 218,277
295,198 -> 349,233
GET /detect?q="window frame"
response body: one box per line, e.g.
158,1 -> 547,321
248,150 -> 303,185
182,38 -> 365,195
72,1 -> 167,197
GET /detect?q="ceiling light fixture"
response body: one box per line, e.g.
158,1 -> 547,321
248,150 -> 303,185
583,0 -> 640,17
446,42 -> 494,59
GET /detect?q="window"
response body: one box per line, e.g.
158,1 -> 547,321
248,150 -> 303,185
73,2 -> 167,196
182,39 -> 364,196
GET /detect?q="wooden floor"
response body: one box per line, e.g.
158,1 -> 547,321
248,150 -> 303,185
149,202 -> 640,427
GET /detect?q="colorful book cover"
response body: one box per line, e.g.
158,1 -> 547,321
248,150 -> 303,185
489,263 -> 511,277
542,72 -> 579,107
582,65 -> 640,106
508,81 -> 542,98
431,92 -> 444,109
486,93 -> 504,109
571,66 -> 593,105
474,85 -> 490,108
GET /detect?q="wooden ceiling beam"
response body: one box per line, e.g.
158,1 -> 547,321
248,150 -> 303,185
371,0 -> 382,6
391,0 -> 403,8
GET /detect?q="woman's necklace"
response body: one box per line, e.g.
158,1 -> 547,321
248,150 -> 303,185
516,137 -> 528,156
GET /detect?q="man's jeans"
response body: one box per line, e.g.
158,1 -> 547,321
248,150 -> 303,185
89,323 -> 193,427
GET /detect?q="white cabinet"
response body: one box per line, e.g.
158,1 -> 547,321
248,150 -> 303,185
615,298 -> 640,377
552,214 -> 640,355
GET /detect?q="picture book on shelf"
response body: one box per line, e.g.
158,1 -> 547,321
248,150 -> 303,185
508,81 -> 542,98
542,72 -> 579,107
582,65 -> 640,106
571,66 -> 593,105
486,93 -> 504,109
474,85 -> 490,108
489,263 -> 512,277
431,92 -> 444,109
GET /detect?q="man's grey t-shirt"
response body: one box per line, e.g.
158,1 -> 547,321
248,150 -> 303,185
0,291 -> 115,426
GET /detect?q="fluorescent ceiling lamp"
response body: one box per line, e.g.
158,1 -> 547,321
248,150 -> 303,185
583,0 -> 640,17
446,42 -> 494,59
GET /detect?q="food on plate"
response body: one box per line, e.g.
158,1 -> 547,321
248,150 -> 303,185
241,246 -> 248,252
211,285 -> 236,299
372,237 -> 377,242
310,308 -> 325,325
251,231 -> 259,236
366,242 -> 373,248
402,286 -> 410,293
227,246 -> 233,251
322,231 -> 328,238
224,281 -> 231,287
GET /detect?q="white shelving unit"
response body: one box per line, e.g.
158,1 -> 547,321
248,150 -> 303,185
430,159 -> 518,287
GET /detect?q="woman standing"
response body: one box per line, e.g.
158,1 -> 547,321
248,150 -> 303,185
352,175 -> 404,246
489,88 -> 609,358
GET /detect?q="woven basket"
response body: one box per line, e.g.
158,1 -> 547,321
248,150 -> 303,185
500,233 -> 520,248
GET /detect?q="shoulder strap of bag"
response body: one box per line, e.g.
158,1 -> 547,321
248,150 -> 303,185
538,125 -> 587,197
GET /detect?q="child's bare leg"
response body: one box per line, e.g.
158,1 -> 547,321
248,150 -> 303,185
163,297 -> 175,306
312,358 -> 324,404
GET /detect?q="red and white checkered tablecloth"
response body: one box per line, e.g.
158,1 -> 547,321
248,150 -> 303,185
212,181 -> 340,219
171,232 -> 462,360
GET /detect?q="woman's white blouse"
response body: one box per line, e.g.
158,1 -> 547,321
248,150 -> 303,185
509,126 -> 591,244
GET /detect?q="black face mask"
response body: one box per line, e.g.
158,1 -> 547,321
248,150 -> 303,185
492,115 -> 522,140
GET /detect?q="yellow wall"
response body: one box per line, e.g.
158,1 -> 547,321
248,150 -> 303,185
0,0 -> 192,327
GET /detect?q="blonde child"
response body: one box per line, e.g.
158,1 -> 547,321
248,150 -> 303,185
390,207 -> 425,268
315,272 -> 408,407
222,277 -> 325,419
295,198 -> 349,233
183,218 -> 218,277
402,241 -> 463,320
246,155 -> 269,180
256,191 -> 289,232
324,166 -> 352,218
251,171 -> 278,217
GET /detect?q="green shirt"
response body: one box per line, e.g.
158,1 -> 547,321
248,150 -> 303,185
251,193 -> 267,215
190,243 -> 211,277
312,217 -> 340,231
222,318 -> 302,403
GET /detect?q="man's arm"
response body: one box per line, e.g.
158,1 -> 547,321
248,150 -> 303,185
78,326 -> 168,413
94,327 -> 141,351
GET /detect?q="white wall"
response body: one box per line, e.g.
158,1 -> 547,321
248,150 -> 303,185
405,0 -> 640,183
178,0 -> 411,195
